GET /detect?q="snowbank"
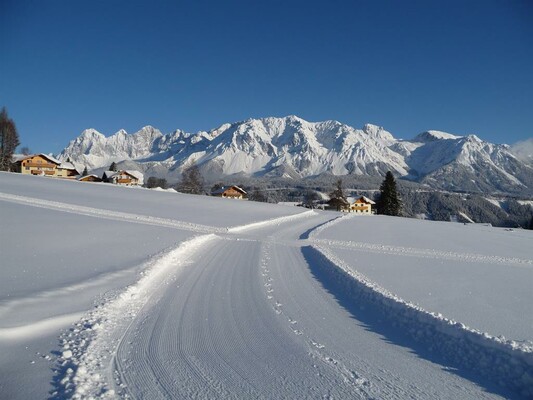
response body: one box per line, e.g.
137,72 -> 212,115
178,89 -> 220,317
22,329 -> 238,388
227,209 -> 316,233
52,234 -> 218,399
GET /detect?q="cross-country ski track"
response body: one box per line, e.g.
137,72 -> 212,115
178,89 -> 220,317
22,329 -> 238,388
28,199 -> 529,399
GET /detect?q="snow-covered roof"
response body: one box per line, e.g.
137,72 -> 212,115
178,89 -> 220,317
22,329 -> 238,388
125,170 -> 143,182
232,185 -> 246,194
58,161 -> 78,171
102,170 -> 116,179
211,185 -> 247,195
13,153 -> 61,165
12,154 -> 27,162
355,196 -> 376,205
77,174 -> 101,181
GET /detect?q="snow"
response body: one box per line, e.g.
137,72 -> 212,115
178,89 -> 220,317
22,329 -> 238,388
310,215 -> 533,341
57,116 -> 531,196
517,200 -> 533,208
485,197 -> 505,208
414,130 -> 462,142
1,172 -> 532,399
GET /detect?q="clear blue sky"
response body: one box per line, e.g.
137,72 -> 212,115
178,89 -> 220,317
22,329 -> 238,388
1,0 -> 532,154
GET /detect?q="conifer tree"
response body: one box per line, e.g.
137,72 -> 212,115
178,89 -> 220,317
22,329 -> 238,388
0,107 -> 20,171
109,161 -> 117,171
82,167 -> 88,176
377,171 -> 402,216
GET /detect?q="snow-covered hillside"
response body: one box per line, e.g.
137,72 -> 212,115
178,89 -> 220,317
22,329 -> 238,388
57,116 -> 533,194
1,172 -> 532,399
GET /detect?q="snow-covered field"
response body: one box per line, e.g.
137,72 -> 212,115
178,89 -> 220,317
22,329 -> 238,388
1,172 -> 532,399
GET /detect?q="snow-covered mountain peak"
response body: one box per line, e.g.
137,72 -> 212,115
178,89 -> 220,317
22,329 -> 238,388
464,134 -> 482,143
79,128 -> 105,140
284,114 -> 305,123
57,116 -> 533,195
132,125 -> 163,139
414,130 -> 462,143
363,124 -> 394,141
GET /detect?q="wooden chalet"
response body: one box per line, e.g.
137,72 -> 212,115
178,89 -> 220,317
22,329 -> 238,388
77,174 -> 102,182
349,196 -> 376,214
102,170 -> 142,186
12,154 -> 78,178
211,185 -> 247,199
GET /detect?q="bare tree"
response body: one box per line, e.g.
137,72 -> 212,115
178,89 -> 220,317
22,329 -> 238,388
176,160 -> 204,194
20,146 -> 32,155
0,107 -> 20,171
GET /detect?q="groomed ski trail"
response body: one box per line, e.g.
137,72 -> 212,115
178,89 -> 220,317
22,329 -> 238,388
53,211 -> 515,399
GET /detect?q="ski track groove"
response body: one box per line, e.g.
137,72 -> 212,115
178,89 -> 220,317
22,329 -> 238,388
0,192 -> 222,234
311,238 -> 533,267
107,212 -> 321,399
259,240 -> 375,399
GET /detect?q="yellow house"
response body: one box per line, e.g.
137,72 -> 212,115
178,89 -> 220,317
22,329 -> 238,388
13,154 -> 79,178
56,161 -> 79,178
350,196 -> 376,214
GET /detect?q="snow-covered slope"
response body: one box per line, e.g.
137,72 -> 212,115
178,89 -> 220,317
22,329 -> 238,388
1,172 -> 532,399
58,116 -> 533,194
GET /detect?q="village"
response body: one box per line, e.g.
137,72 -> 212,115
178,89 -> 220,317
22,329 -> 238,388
11,153 -> 378,214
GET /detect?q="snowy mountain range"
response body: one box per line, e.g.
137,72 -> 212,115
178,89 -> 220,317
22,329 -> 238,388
58,116 -> 533,194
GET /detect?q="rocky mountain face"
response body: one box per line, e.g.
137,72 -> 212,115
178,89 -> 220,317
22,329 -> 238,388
58,116 -> 533,195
